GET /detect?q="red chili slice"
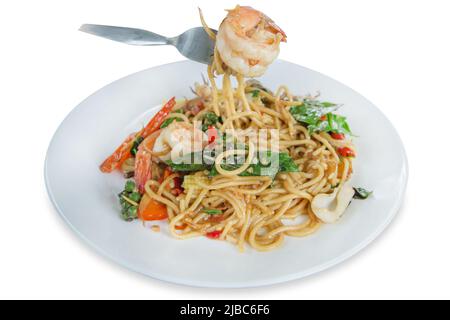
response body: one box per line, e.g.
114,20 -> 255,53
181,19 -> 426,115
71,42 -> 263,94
337,147 -> 356,157
330,132 -> 345,140
206,230 -> 222,239
207,126 -> 218,145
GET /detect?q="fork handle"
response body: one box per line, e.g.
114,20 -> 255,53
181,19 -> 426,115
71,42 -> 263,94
79,24 -> 169,46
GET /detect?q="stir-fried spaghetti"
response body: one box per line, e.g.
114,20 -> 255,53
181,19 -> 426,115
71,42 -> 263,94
100,5 -> 370,252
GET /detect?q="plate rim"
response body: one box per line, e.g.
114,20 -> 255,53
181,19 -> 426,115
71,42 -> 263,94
44,59 -> 409,288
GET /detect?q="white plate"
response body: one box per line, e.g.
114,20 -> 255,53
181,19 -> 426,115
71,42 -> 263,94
45,60 -> 408,288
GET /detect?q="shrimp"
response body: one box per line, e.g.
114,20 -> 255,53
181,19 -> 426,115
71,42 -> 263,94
216,5 -> 287,77
100,97 -> 176,173
153,121 -> 208,162
134,130 -> 161,193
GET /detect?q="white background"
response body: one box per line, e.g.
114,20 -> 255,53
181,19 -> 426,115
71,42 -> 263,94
0,0 -> 449,299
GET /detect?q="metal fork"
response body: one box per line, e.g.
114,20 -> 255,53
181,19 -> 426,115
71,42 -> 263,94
79,24 -> 216,65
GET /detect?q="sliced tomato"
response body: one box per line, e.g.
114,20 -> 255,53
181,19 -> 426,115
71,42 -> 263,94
138,193 -> 168,221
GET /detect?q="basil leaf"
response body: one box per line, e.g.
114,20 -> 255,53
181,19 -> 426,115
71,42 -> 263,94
166,162 -> 207,172
290,105 -> 319,125
167,149 -> 299,179
289,99 -> 352,135
290,100 -> 339,125
166,152 -> 207,172
321,102 -> 337,108
209,152 -> 298,179
251,90 -> 260,98
353,187 -> 373,199
278,152 -> 299,172
329,114 -> 352,135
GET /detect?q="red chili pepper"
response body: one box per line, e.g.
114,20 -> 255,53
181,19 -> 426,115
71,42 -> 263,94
320,115 -> 327,121
160,167 -> 184,196
206,230 -> 222,239
171,176 -> 184,196
330,132 -> 345,140
207,126 -> 218,145
337,147 -> 356,157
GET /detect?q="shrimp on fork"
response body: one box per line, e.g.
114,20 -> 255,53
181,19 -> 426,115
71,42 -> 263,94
216,5 -> 287,77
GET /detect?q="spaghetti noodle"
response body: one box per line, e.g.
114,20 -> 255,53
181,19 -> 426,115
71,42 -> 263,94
101,5 -> 367,252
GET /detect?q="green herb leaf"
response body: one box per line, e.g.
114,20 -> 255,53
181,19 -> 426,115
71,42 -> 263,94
278,152 -> 299,172
209,152 -> 298,179
166,152 -> 208,172
353,187 -> 373,199
166,149 -> 298,179
130,136 -> 144,156
251,90 -> 260,98
201,112 -> 222,131
160,116 -> 183,129
307,113 -> 352,135
204,112 -> 220,125
290,100 -> 338,125
321,102 -> 337,108
202,208 -> 223,215
167,163 -> 207,172
289,99 -> 352,135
